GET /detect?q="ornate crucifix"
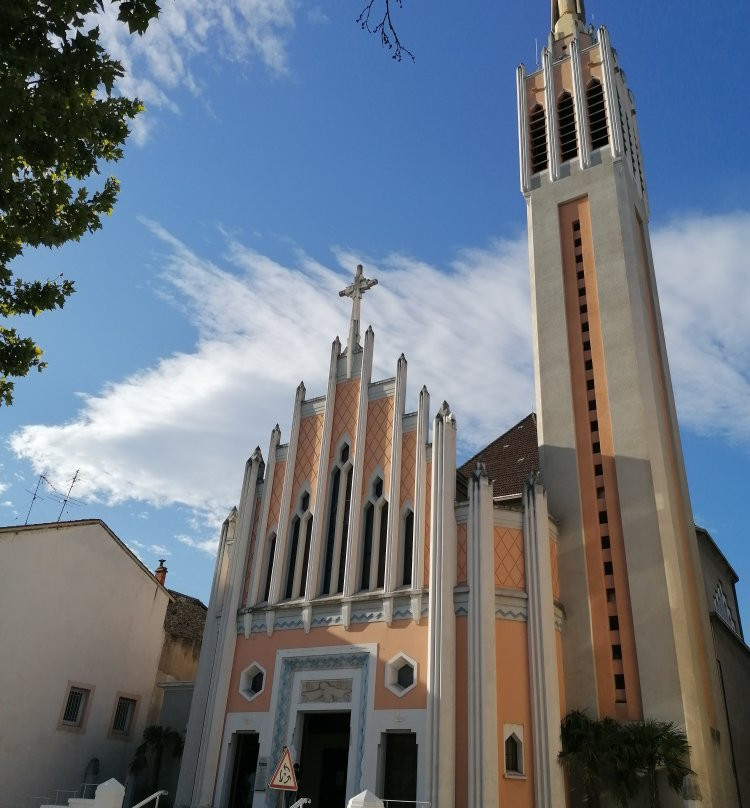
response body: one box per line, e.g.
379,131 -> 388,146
339,264 -> 378,351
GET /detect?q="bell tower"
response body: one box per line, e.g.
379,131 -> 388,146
517,8 -> 737,806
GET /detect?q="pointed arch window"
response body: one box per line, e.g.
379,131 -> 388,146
558,91 -> 578,162
360,475 -> 388,591
322,443 -> 354,595
284,491 -> 313,600
261,532 -> 276,603
586,78 -> 609,150
401,507 -> 414,588
528,104 -> 548,174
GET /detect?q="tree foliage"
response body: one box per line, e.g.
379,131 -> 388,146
129,724 -> 184,794
559,710 -> 692,807
0,0 -> 159,405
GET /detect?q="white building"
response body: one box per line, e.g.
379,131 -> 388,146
0,520 -> 172,808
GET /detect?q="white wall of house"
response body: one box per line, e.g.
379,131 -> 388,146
0,521 -> 170,808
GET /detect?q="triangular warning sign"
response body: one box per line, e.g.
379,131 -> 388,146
268,746 -> 297,791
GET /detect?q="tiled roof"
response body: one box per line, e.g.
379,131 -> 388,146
165,589 -> 207,642
458,413 -> 539,498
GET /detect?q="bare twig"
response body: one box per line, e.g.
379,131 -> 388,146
357,0 -> 414,62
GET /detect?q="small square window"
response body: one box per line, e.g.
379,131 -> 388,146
601,536 -> 611,550
573,220 -> 581,232
606,588 -> 616,603
594,463 -> 603,476
110,695 -> 138,738
586,379 -> 595,391
604,561 -> 614,576
583,340 -> 591,351
58,682 -> 94,732
609,614 -> 619,630
598,510 -> 608,524
588,400 -> 597,412
577,270 -> 585,280
592,441 -> 601,453
614,673 -> 626,690
612,644 -> 623,660
585,360 -> 593,371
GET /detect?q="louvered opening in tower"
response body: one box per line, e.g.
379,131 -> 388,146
529,104 -> 548,174
587,79 -> 609,150
558,92 -> 578,162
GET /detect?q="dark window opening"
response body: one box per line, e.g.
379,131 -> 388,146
360,503 -> 375,591
582,321 -> 590,332
573,220 -> 581,231
612,644 -> 623,660
285,517 -> 301,599
575,253 -> 584,264
587,78 -> 609,150
593,441 -> 601,453
505,735 -> 522,774
402,510 -> 414,587
606,588 -> 616,603
586,379 -> 595,391
377,501 -> 388,588
614,673 -> 626,690
262,534 -> 276,603
580,304 -> 588,314
529,104 -> 548,174
558,92 -> 578,161
609,615 -> 619,630
591,419 -> 599,431
574,237 -> 582,248
583,340 -> 591,351
601,536 -> 611,549
603,560 -> 614,575
577,270 -> 585,280
599,511 -> 608,525
594,463 -> 603,476
588,400 -> 597,412
585,359 -> 593,371
337,468 -> 353,593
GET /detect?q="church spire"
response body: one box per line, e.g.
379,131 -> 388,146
551,0 -> 586,39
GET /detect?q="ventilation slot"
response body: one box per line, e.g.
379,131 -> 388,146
558,92 -> 578,162
587,79 -> 609,149
529,104 -> 548,174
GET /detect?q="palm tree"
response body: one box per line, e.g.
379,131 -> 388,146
129,725 -> 184,795
559,710 -> 620,807
625,720 -> 692,808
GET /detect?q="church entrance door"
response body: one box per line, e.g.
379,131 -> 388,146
227,732 -> 260,808
297,711 -> 351,807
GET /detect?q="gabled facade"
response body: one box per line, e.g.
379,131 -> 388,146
0,520 -> 172,808
176,270 -> 564,808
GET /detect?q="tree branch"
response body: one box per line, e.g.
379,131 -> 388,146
357,0 -> 413,62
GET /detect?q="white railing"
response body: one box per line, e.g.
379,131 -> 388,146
129,791 -> 167,808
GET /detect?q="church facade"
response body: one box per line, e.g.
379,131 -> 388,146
175,4 -> 743,808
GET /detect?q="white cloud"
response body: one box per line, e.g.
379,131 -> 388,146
177,533 -> 221,556
93,0 -> 296,142
9,212 -> 750,535
653,211 -> 750,445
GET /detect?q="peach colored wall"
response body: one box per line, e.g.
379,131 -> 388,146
329,379 -> 360,459
559,197 -> 643,720
580,44 -> 604,87
399,430 -> 416,510
494,527 -> 525,590
496,620 -> 535,806
242,495 -> 263,603
526,71 -> 546,111
361,396 -> 394,499
455,617 -> 468,808
225,620 -> 428,716
266,462 -> 286,533
291,414 -> 324,510
456,524 -> 467,585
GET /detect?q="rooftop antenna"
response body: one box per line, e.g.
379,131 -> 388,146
535,37 -> 540,67
24,474 -> 45,525
58,469 -> 80,522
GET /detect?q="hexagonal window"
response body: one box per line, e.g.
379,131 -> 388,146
239,662 -> 266,702
385,653 -> 417,698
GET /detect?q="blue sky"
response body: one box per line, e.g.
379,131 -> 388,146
2,0 -> 750,626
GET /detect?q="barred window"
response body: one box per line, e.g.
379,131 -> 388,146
111,696 -> 137,735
